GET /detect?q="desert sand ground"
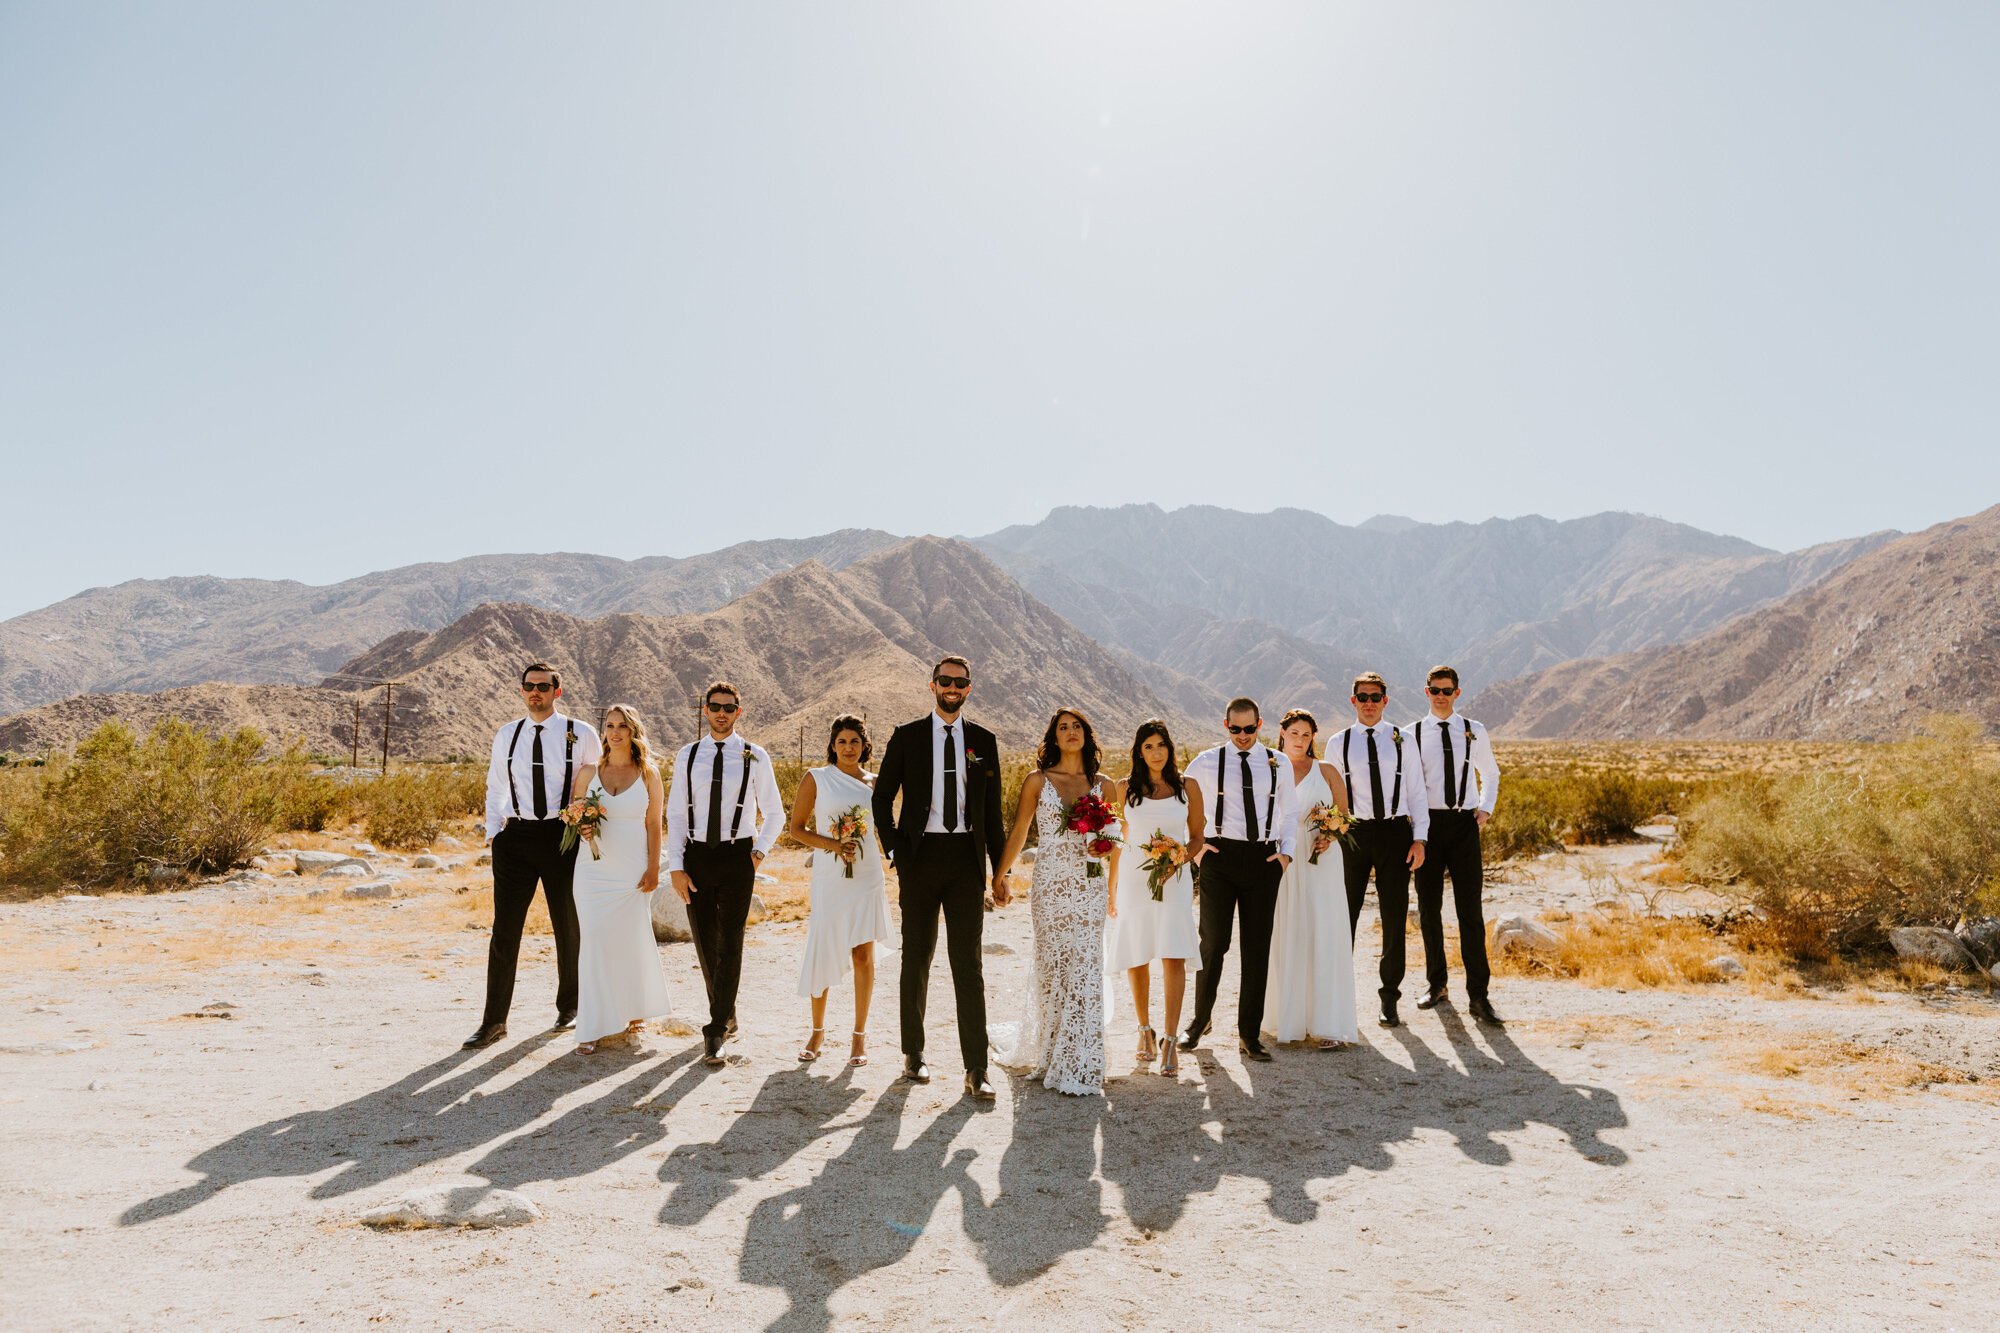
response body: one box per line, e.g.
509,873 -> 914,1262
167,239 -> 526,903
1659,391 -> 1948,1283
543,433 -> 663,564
3,831 -> 1997,1331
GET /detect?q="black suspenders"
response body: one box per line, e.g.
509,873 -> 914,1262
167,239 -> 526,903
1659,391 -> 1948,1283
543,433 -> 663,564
685,739 -> 757,844
504,718 -> 574,820
1340,727 -> 1403,818
1416,717 -> 1477,809
1211,747 -> 1279,843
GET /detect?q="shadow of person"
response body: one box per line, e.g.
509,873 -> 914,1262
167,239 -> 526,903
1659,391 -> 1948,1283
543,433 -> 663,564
470,1047 -> 705,1191
959,1075 -> 1107,1287
656,1068 -> 870,1230
737,1084 -> 982,1333
119,1037 -> 633,1226
1428,1005 -> 1630,1167
1098,1071 -> 1224,1236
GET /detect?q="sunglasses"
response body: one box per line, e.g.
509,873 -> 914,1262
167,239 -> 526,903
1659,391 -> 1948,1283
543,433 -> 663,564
1353,692 -> 1385,704
933,675 -> 971,689
1226,723 -> 1259,735
705,701 -> 739,714
521,682 -> 556,693
1427,686 -> 1457,696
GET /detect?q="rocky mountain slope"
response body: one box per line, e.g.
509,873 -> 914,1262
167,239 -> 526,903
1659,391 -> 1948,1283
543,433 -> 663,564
0,532 -> 899,715
0,539 -> 1184,758
1468,506 -> 2000,739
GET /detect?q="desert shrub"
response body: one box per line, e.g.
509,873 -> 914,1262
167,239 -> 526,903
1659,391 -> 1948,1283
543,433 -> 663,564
358,763 -> 484,849
1681,717 -> 2000,957
0,720 -> 286,889
1482,767 -> 1698,863
268,761 -> 353,832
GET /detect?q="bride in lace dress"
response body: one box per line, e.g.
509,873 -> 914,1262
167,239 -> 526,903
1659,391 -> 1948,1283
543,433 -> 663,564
993,708 -> 1110,1096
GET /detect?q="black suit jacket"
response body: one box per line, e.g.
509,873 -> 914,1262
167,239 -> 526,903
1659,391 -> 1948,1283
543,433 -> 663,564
872,714 -> 1006,874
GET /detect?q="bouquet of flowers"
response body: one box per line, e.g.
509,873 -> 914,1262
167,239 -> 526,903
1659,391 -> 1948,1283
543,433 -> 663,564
1137,830 -> 1188,902
827,805 -> 868,879
560,789 -> 608,860
1306,802 -> 1353,865
1065,791 -> 1122,879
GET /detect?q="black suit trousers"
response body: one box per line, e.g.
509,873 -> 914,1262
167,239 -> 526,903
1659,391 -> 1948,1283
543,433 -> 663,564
897,832 -> 989,1073
1189,840 -> 1283,1044
1414,809 -> 1491,1001
684,838 -> 757,1043
1343,819 -> 1414,1005
483,819 -> 580,1027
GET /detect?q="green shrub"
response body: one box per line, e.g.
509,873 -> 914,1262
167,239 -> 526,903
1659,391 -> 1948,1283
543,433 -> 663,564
0,720 -> 286,889
357,764 -> 484,850
1681,717 -> 2000,956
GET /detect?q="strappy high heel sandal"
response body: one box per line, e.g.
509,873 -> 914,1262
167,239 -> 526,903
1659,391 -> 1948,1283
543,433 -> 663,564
798,1027 -> 824,1062
1159,1036 -> 1179,1078
1136,1026 -> 1157,1063
577,1040 -> 599,1056
850,1029 -> 869,1067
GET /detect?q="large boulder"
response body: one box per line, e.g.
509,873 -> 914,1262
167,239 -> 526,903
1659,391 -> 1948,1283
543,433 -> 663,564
1493,915 -> 1562,955
651,887 -> 691,943
1957,918 -> 2000,967
292,850 -> 349,873
1887,926 -> 1980,972
318,861 -> 373,879
359,1187 -> 541,1230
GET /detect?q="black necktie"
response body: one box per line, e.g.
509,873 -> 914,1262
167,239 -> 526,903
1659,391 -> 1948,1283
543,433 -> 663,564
530,724 -> 548,819
942,724 -> 958,832
1366,727 -> 1386,819
1239,749 -> 1257,842
1441,723 -> 1458,809
706,741 -> 724,843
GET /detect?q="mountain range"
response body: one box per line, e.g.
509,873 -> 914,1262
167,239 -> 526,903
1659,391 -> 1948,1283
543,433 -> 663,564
2,502 -> 1986,753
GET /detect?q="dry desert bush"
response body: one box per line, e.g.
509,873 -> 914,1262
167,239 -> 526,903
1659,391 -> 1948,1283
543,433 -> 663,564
357,764 -> 484,849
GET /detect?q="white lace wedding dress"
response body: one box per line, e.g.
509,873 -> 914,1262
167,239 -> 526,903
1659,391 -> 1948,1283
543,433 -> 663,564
998,777 -> 1108,1096
572,776 -> 671,1044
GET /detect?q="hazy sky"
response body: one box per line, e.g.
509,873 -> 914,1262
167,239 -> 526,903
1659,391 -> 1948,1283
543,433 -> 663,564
3,2 -> 1996,620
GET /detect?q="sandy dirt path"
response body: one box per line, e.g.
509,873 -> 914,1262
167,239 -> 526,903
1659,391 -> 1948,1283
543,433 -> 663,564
3,843 -> 1996,1330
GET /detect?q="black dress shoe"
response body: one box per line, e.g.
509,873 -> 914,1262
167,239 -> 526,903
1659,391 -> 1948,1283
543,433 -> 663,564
461,1023 -> 506,1050
1416,988 -> 1448,1011
902,1059 -> 931,1084
702,1034 -> 726,1067
552,1010 -> 576,1032
1178,1018 -> 1212,1052
1239,1039 -> 1273,1063
1378,1002 -> 1401,1029
1468,997 -> 1505,1026
964,1071 -> 996,1100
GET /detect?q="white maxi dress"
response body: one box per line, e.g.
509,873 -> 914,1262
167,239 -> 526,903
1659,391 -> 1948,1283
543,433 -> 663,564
1263,762 -> 1358,1043
572,777 -> 672,1044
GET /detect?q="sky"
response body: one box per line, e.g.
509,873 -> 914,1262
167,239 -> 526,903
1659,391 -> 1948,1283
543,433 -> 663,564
2,2 -> 1997,620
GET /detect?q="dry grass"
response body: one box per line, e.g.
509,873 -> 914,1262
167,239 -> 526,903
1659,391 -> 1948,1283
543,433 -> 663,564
1742,1034 -> 1983,1099
1490,909 -> 1802,992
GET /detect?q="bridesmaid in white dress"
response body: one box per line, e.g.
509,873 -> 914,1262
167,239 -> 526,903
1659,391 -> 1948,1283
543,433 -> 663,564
994,708 -> 1110,1096
1107,719 -> 1202,1079
786,715 -> 893,1068
568,705 -> 672,1054
1264,708 -> 1358,1049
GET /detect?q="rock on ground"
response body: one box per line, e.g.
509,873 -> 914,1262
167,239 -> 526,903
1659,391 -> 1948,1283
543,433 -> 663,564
1887,926 -> 1980,972
1708,956 -> 1746,978
1494,915 -> 1561,954
318,862 -> 372,879
651,889 -> 691,943
1958,918 -> 2000,967
358,1187 -> 541,1230
291,850 -> 349,873
411,855 -> 442,870
343,882 -> 395,900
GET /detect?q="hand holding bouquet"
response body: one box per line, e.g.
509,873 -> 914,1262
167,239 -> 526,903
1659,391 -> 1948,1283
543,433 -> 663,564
560,790 -> 608,861
1137,830 -> 1188,902
1065,791 -> 1122,879
827,805 -> 869,879
1307,802 -> 1352,865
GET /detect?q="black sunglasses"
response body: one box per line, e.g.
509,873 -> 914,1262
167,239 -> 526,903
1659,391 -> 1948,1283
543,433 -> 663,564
521,681 -> 556,693
933,675 -> 971,689
1353,692 -> 1385,704
705,700 -> 739,713
1226,723 -> 1259,735
1427,686 -> 1457,696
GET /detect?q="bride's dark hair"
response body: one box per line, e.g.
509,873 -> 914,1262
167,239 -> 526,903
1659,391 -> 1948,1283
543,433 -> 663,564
1125,719 -> 1185,807
824,714 -> 873,765
1036,707 -> 1100,778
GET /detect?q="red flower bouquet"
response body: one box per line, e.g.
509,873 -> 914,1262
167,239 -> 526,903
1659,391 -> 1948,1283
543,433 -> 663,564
1065,790 -> 1122,879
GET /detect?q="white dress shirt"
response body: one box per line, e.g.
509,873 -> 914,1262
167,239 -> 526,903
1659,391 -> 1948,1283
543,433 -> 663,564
1328,722 -> 1431,842
926,711 -> 971,834
484,712 -> 603,841
666,734 -> 786,870
1411,712 -> 1500,814
1188,742 -> 1300,859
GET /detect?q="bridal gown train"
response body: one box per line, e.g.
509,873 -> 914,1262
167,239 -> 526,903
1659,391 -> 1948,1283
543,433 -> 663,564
1263,763 -> 1358,1043
572,778 -> 671,1044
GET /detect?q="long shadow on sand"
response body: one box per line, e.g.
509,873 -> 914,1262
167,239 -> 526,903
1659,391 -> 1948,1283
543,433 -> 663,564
120,1035 -> 697,1225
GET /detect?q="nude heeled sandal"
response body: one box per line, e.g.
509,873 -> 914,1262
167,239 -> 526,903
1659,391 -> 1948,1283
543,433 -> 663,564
798,1027 -> 824,1062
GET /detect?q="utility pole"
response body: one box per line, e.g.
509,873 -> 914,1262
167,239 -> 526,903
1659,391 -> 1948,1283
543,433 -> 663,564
380,682 -> 394,773
797,720 -> 805,766
351,696 -> 363,770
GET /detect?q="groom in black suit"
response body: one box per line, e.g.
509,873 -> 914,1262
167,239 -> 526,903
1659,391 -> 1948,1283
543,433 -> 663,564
873,655 -> 1009,1100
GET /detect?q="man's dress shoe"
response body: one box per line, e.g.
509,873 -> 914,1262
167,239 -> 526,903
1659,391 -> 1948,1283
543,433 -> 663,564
1378,1002 -> 1401,1029
902,1059 -> 931,1084
461,1023 -> 506,1050
1416,988 -> 1447,1011
552,1010 -> 576,1032
964,1071 -> 996,1100
1469,997 -> 1505,1027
